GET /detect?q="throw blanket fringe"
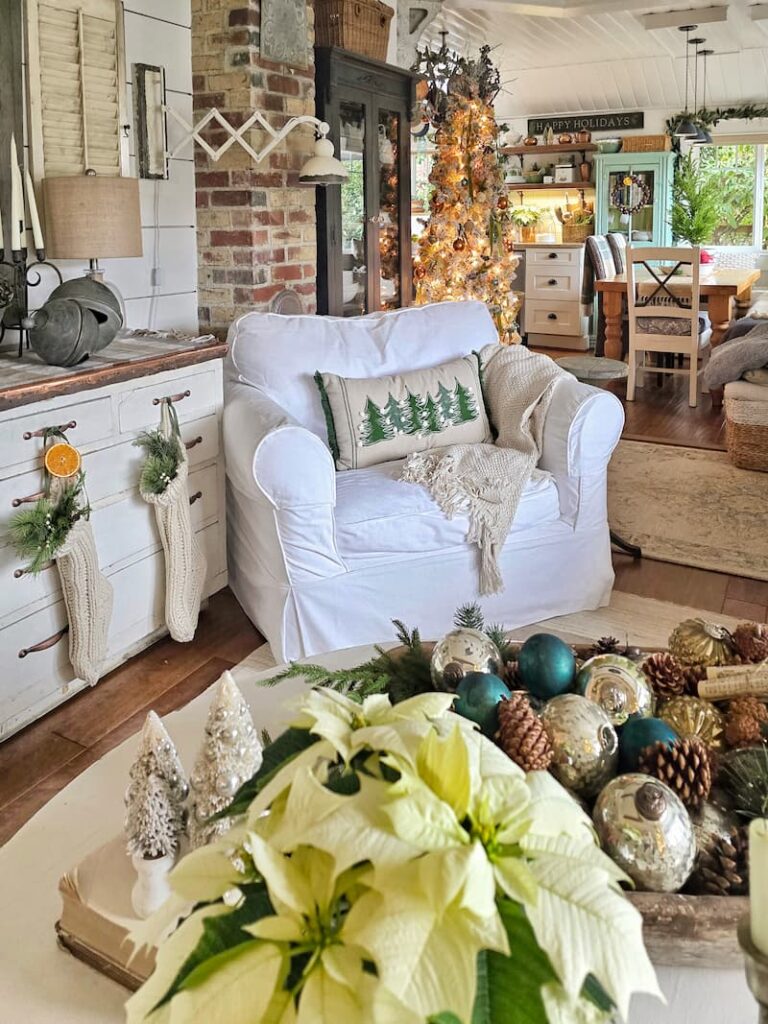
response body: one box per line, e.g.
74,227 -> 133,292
402,344 -> 567,595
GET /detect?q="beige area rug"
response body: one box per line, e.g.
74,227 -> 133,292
608,439 -> 768,581
242,590 -> 746,672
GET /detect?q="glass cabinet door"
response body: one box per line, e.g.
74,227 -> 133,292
376,109 -> 402,311
607,168 -> 656,244
339,101 -> 368,316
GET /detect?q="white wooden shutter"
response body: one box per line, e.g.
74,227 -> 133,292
26,0 -> 127,180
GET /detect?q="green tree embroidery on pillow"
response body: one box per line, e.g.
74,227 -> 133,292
453,378 -> 479,424
423,395 -> 442,434
360,398 -> 395,446
384,392 -> 409,435
404,390 -> 428,436
436,381 -> 458,426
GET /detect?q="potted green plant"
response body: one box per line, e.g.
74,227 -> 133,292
509,205 -> 541,242
670,152 -> 722,262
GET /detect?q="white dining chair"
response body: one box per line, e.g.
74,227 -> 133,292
626,246 -> 712,408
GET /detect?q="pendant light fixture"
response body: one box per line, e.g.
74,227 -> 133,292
689,36 -> 709,143
697,48 -> 715,144
674,24 -> 700,138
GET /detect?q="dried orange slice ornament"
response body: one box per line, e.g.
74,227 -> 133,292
44,442 -> 82,479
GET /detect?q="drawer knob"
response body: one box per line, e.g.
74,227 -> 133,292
547,313 -> 558,320
153,389 -> 191,407
548,278 -> 558,286
19,625 -> 69,658
12,490 -> 45,508
185,435 -> 203,451
189,490 -> 203,506
23,419 -> 77,441
548,252 -> 558,259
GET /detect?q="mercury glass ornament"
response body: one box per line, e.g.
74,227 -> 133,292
454,672 -> 510,736
659,695 -> 725,751
690,798 -> 740,863
430,628 -> 501,690
517,633 -> 576,699
593,774 -> 696,892
576,654 -> 654,726
668,618 -> 735,667
540,694 -> 619,798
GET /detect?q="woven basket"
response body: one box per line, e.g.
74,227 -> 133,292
315,0 -> 394,62
562,222 -> 593,243
621,134 -> 673,153
725,395 -> 768,472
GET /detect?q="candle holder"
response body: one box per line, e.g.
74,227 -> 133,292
0,246 -> 63,358
740,916 -> 768,1023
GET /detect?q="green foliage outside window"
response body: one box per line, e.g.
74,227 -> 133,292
695,144 -> 768,247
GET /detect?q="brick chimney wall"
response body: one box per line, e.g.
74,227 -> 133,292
192,0 -> 317,337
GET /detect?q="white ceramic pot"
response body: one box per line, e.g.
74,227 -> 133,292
131,852 -> 174,919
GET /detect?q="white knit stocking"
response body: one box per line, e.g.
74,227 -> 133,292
142,448 -> 206,643
56,520 -> 113,685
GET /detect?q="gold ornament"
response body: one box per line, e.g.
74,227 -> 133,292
453,236 -> 466,251
414,263 -> 426,280
668,618 -> 736,667
659,695 -> 725,751
497,195 -> 509,210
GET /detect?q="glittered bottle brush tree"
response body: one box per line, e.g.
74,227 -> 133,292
414,45 -> 521,344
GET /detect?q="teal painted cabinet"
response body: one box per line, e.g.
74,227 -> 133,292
594,152 -> 675,247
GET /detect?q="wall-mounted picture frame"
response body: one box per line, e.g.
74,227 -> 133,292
133,63 -> 168,180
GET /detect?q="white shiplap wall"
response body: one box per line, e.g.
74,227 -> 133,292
23,0 -> 198,333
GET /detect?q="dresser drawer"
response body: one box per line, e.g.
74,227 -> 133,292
527,247 -> 583,268
0,396 -> 113,472
526,267 -> 581,301
526,300 -> 583,336
117,368 -> 220,434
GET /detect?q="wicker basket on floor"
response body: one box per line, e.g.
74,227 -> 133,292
725,393 -> 768,472
315,0 -> 394,61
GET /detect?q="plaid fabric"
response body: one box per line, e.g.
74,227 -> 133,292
607,232 -> 627,273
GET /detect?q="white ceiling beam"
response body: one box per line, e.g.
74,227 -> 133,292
640,6 -> 728,30
751,3 -> 768,20
444,0 -> 646,17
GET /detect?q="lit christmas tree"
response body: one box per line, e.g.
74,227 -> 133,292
414,45 -> 520,344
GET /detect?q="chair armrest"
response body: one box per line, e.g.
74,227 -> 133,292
540,376 -> 624,479
224,382 -> 336,509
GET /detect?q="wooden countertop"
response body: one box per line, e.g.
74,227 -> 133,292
0,334 -> 228,412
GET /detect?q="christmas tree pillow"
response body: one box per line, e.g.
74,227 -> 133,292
315,354 -> 491,471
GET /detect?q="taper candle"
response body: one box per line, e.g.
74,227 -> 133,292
10,134 -> 24,252
24,170 -> 44,253
750,819 -> 768,957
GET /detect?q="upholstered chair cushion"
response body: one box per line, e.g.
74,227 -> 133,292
607,232 -> 627,273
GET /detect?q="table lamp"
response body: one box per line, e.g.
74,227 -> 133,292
42,170 -> 143,295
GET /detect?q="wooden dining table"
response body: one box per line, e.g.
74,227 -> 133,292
595,266 -> 761,361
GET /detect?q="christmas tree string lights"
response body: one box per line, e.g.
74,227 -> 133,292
414,46 -> 521,344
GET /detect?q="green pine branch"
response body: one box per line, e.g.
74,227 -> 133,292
670,152 -> 722,247
134,429 -> 183,495
10,474 -> 90,574
454,602 -> 485,631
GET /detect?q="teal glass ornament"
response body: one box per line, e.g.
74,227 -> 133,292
517,633 -> 576,699
619,717 -> 679,772
454,672 -> 510,736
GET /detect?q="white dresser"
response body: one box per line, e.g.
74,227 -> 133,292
0,339 -> 228,740
519,243 -> 589,350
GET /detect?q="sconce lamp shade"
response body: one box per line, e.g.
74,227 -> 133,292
299,137 -> 348,185
43,174 -> 143,260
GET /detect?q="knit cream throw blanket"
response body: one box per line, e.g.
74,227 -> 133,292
401,343 -> 567,595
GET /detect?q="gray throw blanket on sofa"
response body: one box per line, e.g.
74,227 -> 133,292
401,344 -> 567,595
704,321 -> 768,389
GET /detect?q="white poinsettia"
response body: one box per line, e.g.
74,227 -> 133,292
168,826 -> 256,902
291,688 -> 455,763
243,835 -> 420,1024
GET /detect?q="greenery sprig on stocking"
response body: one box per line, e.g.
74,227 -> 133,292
134,428 -> 182,495
11,473 -> 90,574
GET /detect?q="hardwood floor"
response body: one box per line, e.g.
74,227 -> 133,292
532,345 -> 726,450
3,555 -> 766,845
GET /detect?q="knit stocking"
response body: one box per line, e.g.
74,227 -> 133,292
57,520 -> 113,685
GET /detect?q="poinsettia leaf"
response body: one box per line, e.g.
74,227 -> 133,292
214,728 -> 318,820
154,883 -> 273,1010
428,1014 -> 464,1024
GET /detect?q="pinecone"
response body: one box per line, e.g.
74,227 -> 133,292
638,736 -> 712,809
693,827 -> 749,896
732,622 -> 768,664
642,652 -> 686,701
501,660 -> 522,688
495,692 -> 554,772
682,663 -> 707,697
589,636 -> 620,657
730,696 -> 768,723
725,713 -> 766,749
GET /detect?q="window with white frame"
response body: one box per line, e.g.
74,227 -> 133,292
697,142 -> 767,248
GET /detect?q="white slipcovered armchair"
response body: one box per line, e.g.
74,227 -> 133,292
224,301 -> 624,662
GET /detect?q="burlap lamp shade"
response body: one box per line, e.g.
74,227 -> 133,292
43,174 -> 143,260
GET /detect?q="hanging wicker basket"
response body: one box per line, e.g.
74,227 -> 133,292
315,0 -> 394,62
